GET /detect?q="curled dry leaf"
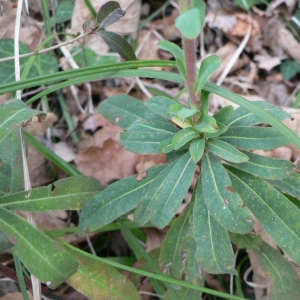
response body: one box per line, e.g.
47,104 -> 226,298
26,113 -> 57,136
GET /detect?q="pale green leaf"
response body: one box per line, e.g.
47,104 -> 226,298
0,100 -> 46,144
194,115 -> 218,133
204,122 -> 228,138
0,208 -> 78,288
157,40 -> 186,78
190,181 -> 237,274
99,95 -> 167,129
0,176 -> 102,211
54,0 -> 74,23
213,105 -> 235,124
145,96 -> 176,119
227,165 -> 300,265
189,138 -> 205,163
172,127 -> 199,150
201,152 -> 254,233
207,138 -> 249,163
218,127 -> 290,150
0,127 -> 23,194
225,101 -> 293,128
195,55 -> 221,93
175,8 -> 201,39
79,165 -> 165,234
121,120 -> 179,154
253,242 -> 300,299
67,246 -> 140,300
229,151 -> 294,180
134,152 -> 196,228
98,31 -> 136,61
96,1 -> 125,28
267,172 -> 300,200
159,137 -> 174,154
176,107 -> 199,120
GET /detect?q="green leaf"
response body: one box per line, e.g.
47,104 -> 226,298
98,31 -> 136,61
227,165 -> 300,265
189,181 -> 237,275
0,100 -> 46,144
229,151 -> 295,180
157,40 -> 186,78
159,137 -> 174,153
176,107 -> 199,120
189,138 -> 205,163
204,122 -> 228,138
159,206 -> 193,279
121,120 -> 179,154
172,127 -> 199,150
206,138 -> 249,163
0,231 -> 13,252
217,127 -> 290,150
0,39 -> 58,84
225,101 -> 293,128
229,233 -> 262,251
195,55 -> 221,93
66,246 -> 140,299
191,0 -> 206,30
99,94 -> 166,129
252,242 -> 300,299
168,103 -> 186,115
267,172 -> 300,200
213,105 -> 235,124
0,127 -> 23,194
145,96 -> 176,120
204,83 -> 300,150
0,208 -> 78,288
54,0 -> 74,23
79,165 -> 165,234
280,60 -> 300,81
0,176 -> 102,211
194,115 -> 218,133
96,1 -> 125,28
201,152 -> 254,233
175,8 -> 201,39
134,152 -> 196,228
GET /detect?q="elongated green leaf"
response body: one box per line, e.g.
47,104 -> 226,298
191,0 -> 206,32
159,206 -> 191,272
134,153 -> 195,228
229,233 -> 262,251
204,83 -> 300,149
172,127 -> 199,150
79,165 -> 165,234
227,165 -> 300,265
0,231 -> 13,252
66,246 -> 140,300
267,172 -> 300,200
145,96 -> 176,120
229,151 -> 294,180
98,31 -> 136,61
99,94 -> 166,129
157,40 -> 186,78
218,127 -> 290,150
0,127 -> 23,194
159,137 -> 174,153
189,181 -> 237,274
189,138 -> 205,163
207,138 -> 249,163
150,152 -> 196,228
0,100 -> 46,144
252,242 -> 300,299
0,176 -> 101,211
0,208 -> 78,288
225,101 -> 293,128
121,120 -> 179,154
175,8 -> 201,39
176,107 -> 199,120
96,1 -> 125,28
201,152 -> 254,233
195,55 -> 221,93
213,105 -> 234,124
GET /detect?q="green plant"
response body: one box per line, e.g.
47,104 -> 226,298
1,1 -> 300,299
